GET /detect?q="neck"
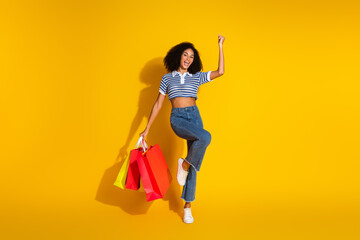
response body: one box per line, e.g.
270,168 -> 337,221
177,67 -> 187,75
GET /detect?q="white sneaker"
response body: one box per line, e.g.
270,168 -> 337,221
177,158 -> 189,186
183,208 -> 194,224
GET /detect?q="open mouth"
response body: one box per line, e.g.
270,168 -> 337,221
184,61 -> 190,67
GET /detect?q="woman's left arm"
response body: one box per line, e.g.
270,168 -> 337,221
210,34 -> 225,80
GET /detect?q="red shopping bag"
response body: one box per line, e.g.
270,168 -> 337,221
124,137 -> 146,190
137,139 -> 172,201
125,148 -> 141,190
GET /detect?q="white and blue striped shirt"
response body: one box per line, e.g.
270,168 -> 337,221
159,70 -> 212,100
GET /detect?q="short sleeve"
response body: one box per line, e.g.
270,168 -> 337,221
199,71 -> 212,85
159,75 -> 168,95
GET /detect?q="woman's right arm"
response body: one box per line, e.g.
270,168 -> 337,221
139,92 -> 166,138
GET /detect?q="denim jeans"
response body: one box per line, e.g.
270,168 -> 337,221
170,105 -> 211,202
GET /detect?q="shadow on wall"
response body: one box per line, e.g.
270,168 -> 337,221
95,58 -> 185,217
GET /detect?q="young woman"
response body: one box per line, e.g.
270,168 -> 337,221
140,34 -> 225,223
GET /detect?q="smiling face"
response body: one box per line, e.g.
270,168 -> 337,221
179,48 -> 194,71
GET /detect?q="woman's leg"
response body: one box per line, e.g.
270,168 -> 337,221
182,139 -> 193,171
170,106 -> 210,223
182,140 -> 196,224
181,140 -> 197,203
181,165 -> 197,202
171,119 -> 211,172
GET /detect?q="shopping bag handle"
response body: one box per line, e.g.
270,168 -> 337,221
141,137 -> 149,150
135,136 -> 148,153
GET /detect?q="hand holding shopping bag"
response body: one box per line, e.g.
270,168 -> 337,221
114,137 -> 144,190
114,136 -> 171,201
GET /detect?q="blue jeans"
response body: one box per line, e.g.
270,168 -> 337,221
170,105 -> 211,202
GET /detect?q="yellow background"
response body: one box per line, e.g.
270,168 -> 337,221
1,0 -> 359,239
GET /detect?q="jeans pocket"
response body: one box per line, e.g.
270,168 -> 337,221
171,111 -> 186,120
170,114 -> 179,126
170,113 -> 184,130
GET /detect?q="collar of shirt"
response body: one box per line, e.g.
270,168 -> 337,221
172,70 -> 193,77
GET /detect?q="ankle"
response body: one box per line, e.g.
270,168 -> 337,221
182,160 -> 190,171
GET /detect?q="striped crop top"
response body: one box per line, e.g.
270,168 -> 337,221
159,70 -> 212,100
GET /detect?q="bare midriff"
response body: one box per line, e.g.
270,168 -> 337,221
170,97 -> 196,108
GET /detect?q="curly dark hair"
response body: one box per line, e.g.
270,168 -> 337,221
163,42 -> 203,74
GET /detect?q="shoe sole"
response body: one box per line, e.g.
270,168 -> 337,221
184,219 -> 194,224
177,158 -> 187,186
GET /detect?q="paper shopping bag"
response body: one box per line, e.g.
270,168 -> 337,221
145,144 -> 172,198
138,142 -> 172,201
137,152 -> 162,201
125,148 -> 141,190
113,153 -> 130,189
114,136 -> 145,190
